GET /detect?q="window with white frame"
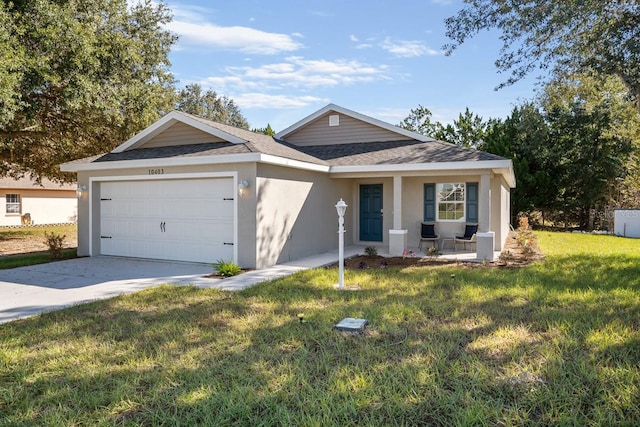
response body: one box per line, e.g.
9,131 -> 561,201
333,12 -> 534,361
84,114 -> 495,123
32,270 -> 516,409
6,194 -> 21,214
437,183 -> 465,221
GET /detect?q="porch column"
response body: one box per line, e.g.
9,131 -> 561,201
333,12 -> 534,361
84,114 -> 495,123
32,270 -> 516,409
476,173 -> 495,261
479,173 -> 491,232
389,175 -> 407,256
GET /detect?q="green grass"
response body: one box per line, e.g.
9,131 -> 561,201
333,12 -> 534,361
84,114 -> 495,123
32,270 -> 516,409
1,232 -> 640,425
0,224 -> 77,269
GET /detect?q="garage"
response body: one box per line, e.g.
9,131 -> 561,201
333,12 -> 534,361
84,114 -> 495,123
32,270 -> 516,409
99,177 -> 235,263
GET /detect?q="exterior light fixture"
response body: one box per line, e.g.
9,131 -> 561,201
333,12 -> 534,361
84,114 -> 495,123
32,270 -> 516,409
335,198 -> 348,289
76,184 -> 87,198
238,180 -> 249,197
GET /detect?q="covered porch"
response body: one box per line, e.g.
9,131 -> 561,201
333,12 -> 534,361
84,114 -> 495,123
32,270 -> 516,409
333,166 -> 514,262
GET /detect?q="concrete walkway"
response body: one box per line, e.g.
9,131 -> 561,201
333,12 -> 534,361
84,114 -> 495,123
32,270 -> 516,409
0,244 -> 492,324
0,247 -> 363,324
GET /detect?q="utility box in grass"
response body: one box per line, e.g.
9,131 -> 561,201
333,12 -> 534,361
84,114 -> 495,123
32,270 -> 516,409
614,209 -> 640,238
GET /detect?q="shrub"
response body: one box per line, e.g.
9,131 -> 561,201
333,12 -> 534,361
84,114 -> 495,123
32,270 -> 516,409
212,259 -> 242,278
44,231 -> 66,260
364,246 -> 378,257
427,246 -> 439,258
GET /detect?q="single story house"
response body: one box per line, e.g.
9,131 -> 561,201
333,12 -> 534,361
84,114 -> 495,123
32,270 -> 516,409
1,176 -> 77,226
61,104 -> 515,269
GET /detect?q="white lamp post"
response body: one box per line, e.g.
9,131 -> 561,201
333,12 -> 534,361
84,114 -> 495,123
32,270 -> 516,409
335,198 -> 347,289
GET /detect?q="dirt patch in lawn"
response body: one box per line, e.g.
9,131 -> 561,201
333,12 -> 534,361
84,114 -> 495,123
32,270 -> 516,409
332,231 -> 544,270
0,225 -> 78,257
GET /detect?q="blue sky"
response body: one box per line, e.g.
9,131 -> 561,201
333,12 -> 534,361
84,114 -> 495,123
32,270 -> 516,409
162,0 -> 540,131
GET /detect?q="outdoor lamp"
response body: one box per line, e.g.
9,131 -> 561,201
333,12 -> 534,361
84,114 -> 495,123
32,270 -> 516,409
238,180 -> 249,197
335,198 -> 348,289
76,184 -> 87,198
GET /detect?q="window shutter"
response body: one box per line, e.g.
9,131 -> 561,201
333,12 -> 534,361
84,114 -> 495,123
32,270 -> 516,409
424,183 -> 435,221
466,182 -> 478,223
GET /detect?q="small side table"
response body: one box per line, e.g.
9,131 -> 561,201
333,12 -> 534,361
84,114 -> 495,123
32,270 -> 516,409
441,238 -> 456,251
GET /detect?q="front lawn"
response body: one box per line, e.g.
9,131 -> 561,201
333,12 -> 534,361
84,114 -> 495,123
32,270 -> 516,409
1,232 -> 639,425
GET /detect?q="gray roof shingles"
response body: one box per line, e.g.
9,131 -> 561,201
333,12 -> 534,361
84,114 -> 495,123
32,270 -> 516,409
75,112 -> 507,168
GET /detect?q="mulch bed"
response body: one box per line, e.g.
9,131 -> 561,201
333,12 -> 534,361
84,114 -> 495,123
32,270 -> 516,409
330,231 -> 544,271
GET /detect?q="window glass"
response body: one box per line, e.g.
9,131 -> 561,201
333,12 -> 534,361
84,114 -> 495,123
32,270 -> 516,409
436,183 -> 465,221
6,194 -> 21,214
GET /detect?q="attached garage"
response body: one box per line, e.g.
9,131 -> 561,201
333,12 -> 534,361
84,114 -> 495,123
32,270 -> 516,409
97,177 -> 236,264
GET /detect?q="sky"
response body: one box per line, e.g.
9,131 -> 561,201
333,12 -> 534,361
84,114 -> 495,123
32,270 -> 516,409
162,0 -> 541,132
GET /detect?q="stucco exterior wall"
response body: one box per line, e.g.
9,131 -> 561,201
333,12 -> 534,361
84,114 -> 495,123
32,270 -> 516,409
256,164 -> 352,269
77,163 -> 258,268
1,190 -> 77,226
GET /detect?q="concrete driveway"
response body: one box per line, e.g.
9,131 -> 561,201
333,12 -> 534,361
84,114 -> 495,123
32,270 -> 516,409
0,247 -> 362,325
0,257 -> 216,324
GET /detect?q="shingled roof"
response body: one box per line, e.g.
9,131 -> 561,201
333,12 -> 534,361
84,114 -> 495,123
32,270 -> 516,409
61,109 -> 510,173
295,140 -> 506,166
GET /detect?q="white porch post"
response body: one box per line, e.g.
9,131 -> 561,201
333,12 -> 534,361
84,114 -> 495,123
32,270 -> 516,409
389,175 -> 407,256
477,173 -> 495,260
479,173 -> 491,232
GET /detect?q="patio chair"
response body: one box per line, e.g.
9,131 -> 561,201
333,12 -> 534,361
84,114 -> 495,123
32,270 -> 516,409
418,222 -> 439,251
454,223 -> 478,251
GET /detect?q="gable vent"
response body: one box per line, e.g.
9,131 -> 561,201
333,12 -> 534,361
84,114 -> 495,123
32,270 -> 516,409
329,114 -> 340,126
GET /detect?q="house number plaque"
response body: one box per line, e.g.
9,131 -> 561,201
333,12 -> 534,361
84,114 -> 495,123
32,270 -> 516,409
148,168 -> 164,175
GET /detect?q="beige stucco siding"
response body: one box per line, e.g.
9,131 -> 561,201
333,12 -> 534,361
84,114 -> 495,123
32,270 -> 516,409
0,190 -> 77,226
284,113 -> 413,146
141,122 -> 225,149
77,163 -> 258,268
256,164 -> 352,269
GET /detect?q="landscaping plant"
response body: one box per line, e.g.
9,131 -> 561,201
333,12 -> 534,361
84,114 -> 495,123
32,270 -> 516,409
212,259 -> 242,278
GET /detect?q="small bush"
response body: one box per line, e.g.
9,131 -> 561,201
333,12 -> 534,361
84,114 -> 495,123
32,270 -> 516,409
44,231 -> 65,260
364,246 -> 378,257
427,246 -> 439,258
212,259 -> 242,278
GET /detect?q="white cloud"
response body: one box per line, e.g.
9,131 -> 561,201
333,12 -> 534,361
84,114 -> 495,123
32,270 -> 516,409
167,20 -> 302,55
201,56 -> 390,92
381,37 -> 441,58
349,34 -> 359,42
233,93 -> 329,109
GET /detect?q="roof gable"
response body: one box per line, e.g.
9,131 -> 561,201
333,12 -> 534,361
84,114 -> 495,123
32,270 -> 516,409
276,103 -> 434,146
112,111 -> 247,153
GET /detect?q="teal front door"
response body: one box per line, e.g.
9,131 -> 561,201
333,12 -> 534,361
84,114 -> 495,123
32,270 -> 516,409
360,184 -> 383,242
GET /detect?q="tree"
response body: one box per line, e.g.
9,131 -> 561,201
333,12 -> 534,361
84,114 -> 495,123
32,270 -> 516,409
483,104 -> 555,225
444,0 -> 640,109
399,105 -> 487,148
175,84 -> 249,129
0,0 -> 176,181
252,124 -> 276,136
540,72 -> 640,214
398,105 -> 440,137
437,108 -> 487,148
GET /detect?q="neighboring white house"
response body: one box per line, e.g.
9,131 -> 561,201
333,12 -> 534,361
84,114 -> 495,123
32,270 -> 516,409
61,104 -> 515,269
614,209 -> 640,238
1,176 -> 77,226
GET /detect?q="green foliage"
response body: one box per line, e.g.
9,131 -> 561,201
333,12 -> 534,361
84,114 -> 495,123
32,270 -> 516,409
2,232 -> 640,425
399,105 -> 487,148
252,123 -> 276,136
212,259 -> 242,278
0,0 -> 177,181
444,0 -> 640,109
43,231 -> 65,260
175,83 -> 249,129
364,246 -> 378,257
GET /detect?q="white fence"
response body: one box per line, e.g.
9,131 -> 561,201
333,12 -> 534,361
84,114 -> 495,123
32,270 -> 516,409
614,209 -> 640,238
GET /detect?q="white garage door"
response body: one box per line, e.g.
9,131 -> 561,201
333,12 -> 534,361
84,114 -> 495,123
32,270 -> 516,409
99,178 -> 235,263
